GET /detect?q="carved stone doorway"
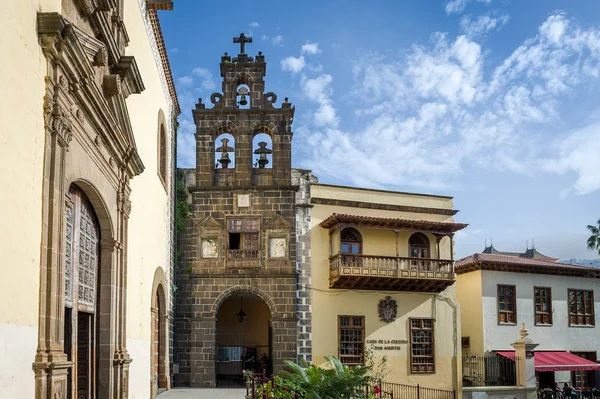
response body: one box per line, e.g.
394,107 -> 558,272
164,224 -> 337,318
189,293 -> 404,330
64,185 -> 100,399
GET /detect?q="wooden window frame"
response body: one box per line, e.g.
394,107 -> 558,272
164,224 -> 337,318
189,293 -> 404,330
410,318 -> 435,374
340,228 -> 362,255
409,232 -> 430,258
227,218 -> 260,256
338,315 -> 365,366
568,289 -> 595,327
534,287 -> 553,326
497,285 -> 517,325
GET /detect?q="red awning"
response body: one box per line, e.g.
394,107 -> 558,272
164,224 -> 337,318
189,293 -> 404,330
496,351 -> 600,372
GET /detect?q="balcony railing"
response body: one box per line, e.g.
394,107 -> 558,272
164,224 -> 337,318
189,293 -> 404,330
228,249 -> 259,259
227,249 -> 260,268
329,254 -> 455,292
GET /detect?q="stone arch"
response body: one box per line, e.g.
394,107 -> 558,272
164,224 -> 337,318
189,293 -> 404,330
211,285 -> 278,318
249,121 -> 278,136
150,267 -> 170,397
232,72 -> 255,86
209,121 -> 239,137
67,178 -> 114,243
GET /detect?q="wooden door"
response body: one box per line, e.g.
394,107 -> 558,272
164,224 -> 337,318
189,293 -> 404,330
64,185 -> 100,399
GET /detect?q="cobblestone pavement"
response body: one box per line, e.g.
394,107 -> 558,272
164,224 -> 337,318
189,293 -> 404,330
158,388 -> 246,399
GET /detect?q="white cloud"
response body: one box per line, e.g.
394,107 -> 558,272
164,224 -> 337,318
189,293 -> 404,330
280,56 -> 306,74
301,42 -> 321,55
192,67 -> 216,91
249,21 -> 260,28
176,76 -> 194,87
445,0 -> 490,15
460,13 -> 509,37
287,13 -> 600,195
541,123 -> 600,195
271,35 -> 284,46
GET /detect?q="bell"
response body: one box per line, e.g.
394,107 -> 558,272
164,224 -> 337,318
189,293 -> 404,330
239,94 -> 248,106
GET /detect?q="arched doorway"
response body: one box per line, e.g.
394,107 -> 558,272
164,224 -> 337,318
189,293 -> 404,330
152,285 -> 167,396
216,292 -> 272,387
63,184 -> 101,398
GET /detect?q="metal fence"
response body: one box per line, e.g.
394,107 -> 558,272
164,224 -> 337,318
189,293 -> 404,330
376,381 -> 456,399
244,371 -> 456,399
462,355 -> 518,387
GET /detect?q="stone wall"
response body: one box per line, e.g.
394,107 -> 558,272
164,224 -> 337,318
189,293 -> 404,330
292,169 -> 318,362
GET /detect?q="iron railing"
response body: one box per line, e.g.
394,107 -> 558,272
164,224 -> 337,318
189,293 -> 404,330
462,355 -> 518,387
372,381 -> 456,399
330,254 -> 454,274
244,371 -> 456,399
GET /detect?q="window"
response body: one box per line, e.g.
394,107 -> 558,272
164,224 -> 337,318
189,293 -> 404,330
338,316 -> 364,366
159,124 -> 167,184
571,352 -> 597,389
498,285 -> 516,324
409,233 -> 429,258
228,219 -> 259,258
534,287 -> 552,325
410,319 -> 435,373
568,290 -> 595,326
461,337 -> 470,348
340,228 -> 362,254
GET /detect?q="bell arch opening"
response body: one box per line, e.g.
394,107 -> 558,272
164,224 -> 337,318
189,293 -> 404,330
215,133 -> 236,169
252,133 -> 273,169
215,292 -> 273,387
236,84 -> 251,109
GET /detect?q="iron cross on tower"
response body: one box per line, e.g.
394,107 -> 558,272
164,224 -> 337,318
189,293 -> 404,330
233,33 -> 252,54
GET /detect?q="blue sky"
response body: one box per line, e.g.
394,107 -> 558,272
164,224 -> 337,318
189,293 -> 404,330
159,0 -> 600,260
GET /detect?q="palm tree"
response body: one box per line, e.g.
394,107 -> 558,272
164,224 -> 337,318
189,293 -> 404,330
587,219 -> 600,255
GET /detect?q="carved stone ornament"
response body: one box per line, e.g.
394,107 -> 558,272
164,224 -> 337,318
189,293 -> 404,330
378,296 -> 398,323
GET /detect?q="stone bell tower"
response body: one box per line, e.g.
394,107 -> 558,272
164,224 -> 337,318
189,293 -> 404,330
174,34 -> 298,387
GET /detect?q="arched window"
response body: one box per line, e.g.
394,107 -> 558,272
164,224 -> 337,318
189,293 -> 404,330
252,133 -> 273,169
236,84 -> 251,109
409,233 -> 430,258
340,228 -> 362,254
215,133 -> 235,169
159,124 -> 167,184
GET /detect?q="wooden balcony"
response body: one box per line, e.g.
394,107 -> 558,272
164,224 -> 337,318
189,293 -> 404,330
329,254 -> 455,292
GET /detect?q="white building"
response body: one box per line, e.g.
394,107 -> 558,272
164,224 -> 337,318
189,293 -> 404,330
456,246 -> 600,390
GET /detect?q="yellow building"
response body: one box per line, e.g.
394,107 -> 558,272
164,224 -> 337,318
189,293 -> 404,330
296,174 -> 468,390
0,1 -> 179,398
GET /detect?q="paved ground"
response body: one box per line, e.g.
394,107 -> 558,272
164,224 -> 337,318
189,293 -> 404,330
158,388 -> 247,399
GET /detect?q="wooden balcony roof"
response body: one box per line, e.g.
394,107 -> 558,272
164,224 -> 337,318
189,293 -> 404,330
320,213 -> 468,234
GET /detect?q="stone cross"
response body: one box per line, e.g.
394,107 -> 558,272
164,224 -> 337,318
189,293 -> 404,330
233,33 -> 252,54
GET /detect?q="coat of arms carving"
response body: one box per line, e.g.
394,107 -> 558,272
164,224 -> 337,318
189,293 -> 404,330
378,296 -> 398,323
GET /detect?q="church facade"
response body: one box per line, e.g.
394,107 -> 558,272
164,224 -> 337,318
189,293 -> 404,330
0,1 -> 179,398
174,35 -> 298,387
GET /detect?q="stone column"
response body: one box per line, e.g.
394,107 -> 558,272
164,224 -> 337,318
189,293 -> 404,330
511,323 -> 539,399
33,53 -> 74,399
